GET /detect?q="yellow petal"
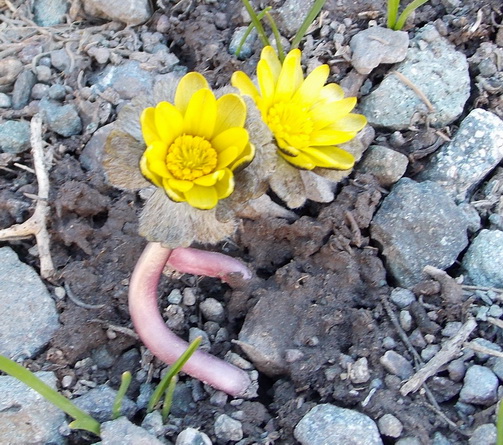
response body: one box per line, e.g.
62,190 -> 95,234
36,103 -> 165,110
278,150 -> 317,170
168,178 -> 194,192
257,58 -> 276,104
148,158 -> 170,177
174,72 -> 209,115
213,94 -> 247,136
140,154 -> 162,187
274,49 -> 303,102
154,101 -> 183,145
229,142 -> 255,171
183,88 -> 217,139
185,184 -> 219,210
145,140 -> 168,163
277,141 -> 300,157
193,170 -> 224,187
326,114 -> 367,132
211,127 -> 249,153
261,46 -> 282,82
318,83 -> 345,103
292,64 -> 329,105
310,97 -> 357,129
214,168 -> 234,199
303,146 -> 355,169
231,71 -> 260,101
310,129 -> 357,145
140,107 -> 158,146
162,178 -> 185,202
216,145 -> 239,170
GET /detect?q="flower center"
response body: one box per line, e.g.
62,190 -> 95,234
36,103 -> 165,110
266,101 -> 314,149
166,135 -> 218,181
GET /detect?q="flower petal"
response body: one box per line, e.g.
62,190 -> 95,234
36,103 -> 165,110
183,88 -> 217,139
303,146 -> 355,169
162,178 -> 185,202
140,107 -> 158,146
231,71 -> 260,101
213,94 -> 247,136
278,150 -> 317,170
326,114 -> 367,132
274,49 -> 303,102
154,101 -> 183,145
310,129 -> 357,145
193,170 -> 224,187
211,127 -> 249,154
292,64 -> 329,105
318,83 -> 345,103
229,142 -> 255,171
216,145 -> 239,170
168,178 -> 194,192
214,168 -> 234,199
185,184 -> 219,210
310,97 -> 357,129
257,59 -> 276,105
261,46 -> 282,82
174,72 -> 209,115
140,154 -> 162,187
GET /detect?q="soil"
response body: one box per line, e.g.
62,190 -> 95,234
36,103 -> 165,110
1,0 -> 503,444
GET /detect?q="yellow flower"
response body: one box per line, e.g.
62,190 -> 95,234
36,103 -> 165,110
231,46 -> 367,171
140,72 -> 255,210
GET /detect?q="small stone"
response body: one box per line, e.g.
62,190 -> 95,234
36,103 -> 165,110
209,391 -> 228,408
399,310 -> 413,331
447,359 -> 466,382
51,49 -> 72,72
101,417 -> 164,445
470,338 -> 502,361
432,432 -> 452,445
35,65 -> 52,83
0,58 -> 23,86
229,26 -> 257,60
199,298 -> 225,323
421,344 -> 440,362
0,120 -> 31,154
442,321 -> 463,337
31,83 -> 50,99
90,345 -> 116,370
40,98 -> 82,137
459,365 -> 498,405
80,123 -> 113,171
167,288 -> 183,304
377,413 -> 403,438
48,84 -> 67,101
409,329 -> 427,348
350,357 -> 371,384
0,93 -> 11,108
468,423 -> 497,445
170,383 -> 194,417
12,70 -> 37,109
380,351 -> 414,379
214,414 -> 243,442
396,438 -> 422,445
457,203 -> 481,233
382,336 -> 397,349
83,0 -> 153,26
276,0 -> 316,36
33,0 -> 68,26
389,289 -> 416,309
285,349 -> 304,363
294,404 -> 383,445
358,145 -> 409,187
88,46 -> 111,65
487,357 -> 503,381
189,327 -> 211,351
176,427 -> 213,445
141,411 -> 165,437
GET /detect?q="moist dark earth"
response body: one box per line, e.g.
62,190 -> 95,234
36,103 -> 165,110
1,0 -> 503,444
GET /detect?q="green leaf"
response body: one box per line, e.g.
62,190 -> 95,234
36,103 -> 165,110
112,371 -> 132,420
239,0 -> 271,47
291,0 -> 328,50
393,0 -> 430,30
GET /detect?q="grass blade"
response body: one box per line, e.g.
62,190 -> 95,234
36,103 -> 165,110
112,371 -> 132,420
265,11 -> 285,61
239,0 -> 271,47
497,399 -> 503,445
291,0 -> 327,49
394,0 -> 430,30
387,0 -> 401,29
161,375 -> 178,421
236,7 -> 271,59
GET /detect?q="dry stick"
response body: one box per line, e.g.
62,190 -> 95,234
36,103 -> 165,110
423,265 -> 463,304
400,318 -> 477,396
391,71 -> 436,113
0,115 -> 55,279
465,341 -> 503,359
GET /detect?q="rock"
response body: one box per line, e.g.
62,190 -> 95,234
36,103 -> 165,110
214,413 -> 243,442
350,27 -> 409,75
350,357 -> 371,384
35,65 -> 52,83
51,49 -> 72,72
370,178 -> 469,287
170,383 -> 194,417
140,411 -> 165,437
294,404 -> 383,445
0,120 -> 31,154
48,84 -> 67,101
390,288 -> 416,308
380,351 -> 414,379
176,427 -> 213,445
40,98 -> 82,137
469,423 -> 497,445
101,417 -> 164,445
421,344 -> 440,362
357,145 -> 409,187
31,83 -> 50,99
229,26 -> 257,60
276,0 -> 315,36
80,123 -> 114,171
0,372 -> 65,444
189,327 -> 211,351
0,248 -> 60,358
183,288 -> 197,306
168,288 -> 183,304
360,25 -> 470,130
0,92 -> 11,108
73,384 -> 137,422
82,0 -> 152,26
457,203 -> 481,233
12,70 -> 37,109
461,230 -> 503,288
487,357 -> 503,381
0,58 -> 23,86
88,46 -> 111,64
418,109 -> 503,202
470,338 -> 502,361
396,438 -> 421,445
377,413 -> 403,438
199,298 -> 225,323
32,0 -> 68,26
459,365 -> 498,405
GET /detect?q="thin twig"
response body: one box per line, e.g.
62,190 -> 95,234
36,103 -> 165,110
391,71 -> 436,113
465,341 -> 503,359
64,283 -> 105,310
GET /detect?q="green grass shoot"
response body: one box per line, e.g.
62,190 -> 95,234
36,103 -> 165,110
387,0 -> 430,30
112,371 -> 132,420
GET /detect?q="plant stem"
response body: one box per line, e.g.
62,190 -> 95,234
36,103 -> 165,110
129,242 -> 252,397
291,0 -> 327,49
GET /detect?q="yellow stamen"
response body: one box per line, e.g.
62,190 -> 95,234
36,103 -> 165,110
167,135 -> 217,181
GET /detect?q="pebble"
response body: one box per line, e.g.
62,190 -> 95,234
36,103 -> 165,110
0,247 -> 60,358
377,413 -> 403,438
31,83 -> 50,100
199,298 -> 225,323
470,338 -> 502,361
396,438 -> 421,445
170,383 -> 194,417
229,26 -> 258,60
87,46 -> 111,64
350,357 -> 371,384
418,109 -> 503,202
442,321 -> 462,337
0,120 -> 31,154
462,229 -> 503,288
48,84 -> 67,101
176,427 -> 213,445
294,404 -> 383,445
0,58 -> 23,86
357,145 -> 409,187
468,423 -> 497,445
90,345 -> 116,370
350,27 -> 409,75
140,411 -> 165,437
0,372 -> 65,444
457,203 -> 481,233
35,65 -> 52,83
33,0 -> 68,26
371,178 -> 469,287
360,25 -> 470,130
100,417 -> 164,445
82,0 -> 153,25
421,344 -> 440,362
209,390 -> 228,408
189,327 -> 211,351
73,384 -> 137,422
409,329 -> 427,348
459,365 -> 498,405
276,0 -> 316,36
168,288 -> 183,304
183,288 -> 197,306
39,98 -> 82,137
12,70 -> 37,109
380,351 -> 414,379
487,357 -> 503,381
214,413 -> 243,442
382,336 -> 397,349
50,49 -> 72,72
447,359 -> 466,382
399,310 -> 413,331
0,92 -> 11,108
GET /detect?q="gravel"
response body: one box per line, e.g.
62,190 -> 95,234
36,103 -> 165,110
82,0 -> 153,25
32,0 -> 68,26
39,98 -> 82,137
380,351 -> 414,379
176,427 -> 213,445
0,120 -> 31,154
12,70 -> 36,109
357,145 -> 409,187
459,365 -> 498,406
214,413 -> 243,442
101,417 -> 164,445
377,413 -> 403,438
390,288 -> 416,309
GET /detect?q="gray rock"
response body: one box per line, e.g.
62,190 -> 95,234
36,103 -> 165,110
418,109 -> 503,202
377,413 -> 403,438
140,411 -> 165,437
12,70 -> 36,109
432,432 -> 452,445
83,0 -> 152,26
390,288 -> 416,308
80,123 -> 114,171
396,438 -> 421,445
229,26 -> 258,60
214,413 -> 243,442
0,120 -> 31,154
370,178 -> 469,287
294,404 -> 383,445
276,0 -> 315,36
457,203 -> 481,233
35,65 -> 52,83
40,98 -> 82,137
459,365 -> 498,405
168,288 -> 183,304
170,383 -> 194,417
88,46 -> 111,64
487,357 -> 503,381
350,357 -> 371,384
51,49 -> 72,72
33,0 -> 68,26
358,145 -> 409,187
462,229 -> 503,288
31,83 -> 50,100
350,27 -> 409,75
0,372 -> 65,444
0,247 -> 60,358
0,92 -> 11,108
101,417 -> 164,445
360,25 -> 470,130
48,84 -> 67,101
73,384 -> 137,422
199,298 -> 225,323
399,310 -> 413,332
470,338 -> 502,361
176,427 -> 213,445
183,288 -> 197,306
0,58 -> 23,87
421,344 -> 440,362
380,351 -> 414,379
469,423 -> 497,445
189,327 -> 211,351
